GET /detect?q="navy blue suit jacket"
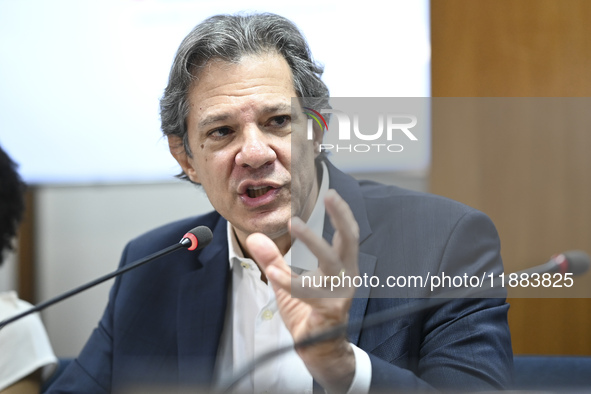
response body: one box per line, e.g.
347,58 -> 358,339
46,162 -> 513,393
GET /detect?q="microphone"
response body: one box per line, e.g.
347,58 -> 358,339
179,226 -> 214,251
516,250 -> 590,276
0,226 -> 213,330
219,249 -> 591,392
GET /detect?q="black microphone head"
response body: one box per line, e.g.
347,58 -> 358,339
563,250 -> 591,275
181,226 -> 213,251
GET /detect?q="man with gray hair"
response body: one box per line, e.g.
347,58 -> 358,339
47,13 -> 512,393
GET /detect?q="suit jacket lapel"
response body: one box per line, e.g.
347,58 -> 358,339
177,215 -> 230,386
324,161 -> 376,345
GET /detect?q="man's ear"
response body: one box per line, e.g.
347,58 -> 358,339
312,121 -> 324,158
167,135 -> 200,183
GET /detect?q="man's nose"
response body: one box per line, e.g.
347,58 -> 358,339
235,126 -> 277,168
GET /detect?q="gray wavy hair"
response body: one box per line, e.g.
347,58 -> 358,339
160,12 -> 329,180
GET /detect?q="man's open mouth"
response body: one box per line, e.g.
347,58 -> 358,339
246,185 -> 273,198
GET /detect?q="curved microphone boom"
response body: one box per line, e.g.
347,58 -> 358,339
0,226 -> 213,330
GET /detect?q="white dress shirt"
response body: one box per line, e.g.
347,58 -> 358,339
214,162 -> 371,393
0,291 -> 57,391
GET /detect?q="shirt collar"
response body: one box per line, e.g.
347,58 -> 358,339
227,161 -> 330,272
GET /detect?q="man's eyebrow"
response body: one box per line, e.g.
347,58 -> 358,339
197,103 -> 295,128
262,103 -> 292,113
198,114 -> 231,129
263,103 -> 306,121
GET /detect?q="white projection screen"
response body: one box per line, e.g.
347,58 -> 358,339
0,0 -> 430,184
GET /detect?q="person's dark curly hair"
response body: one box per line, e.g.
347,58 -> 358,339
0,145 -> 26,265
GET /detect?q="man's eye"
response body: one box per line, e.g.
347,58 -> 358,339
268,115 -> 290,127
208,127 -> 232,138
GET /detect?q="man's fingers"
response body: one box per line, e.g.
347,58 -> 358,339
289,190 -> 360,290
247,190 -> 360,297
245,233 -> 283,269
325,189 -> 359,246
290,217 -> 341,276
246,233 -> 293,286
324,190 -> 359,274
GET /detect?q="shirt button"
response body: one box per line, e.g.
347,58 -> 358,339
240,262 -> 250,269
262,310 -> 274,320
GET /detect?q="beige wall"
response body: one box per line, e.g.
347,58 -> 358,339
431,0 -> 591,354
